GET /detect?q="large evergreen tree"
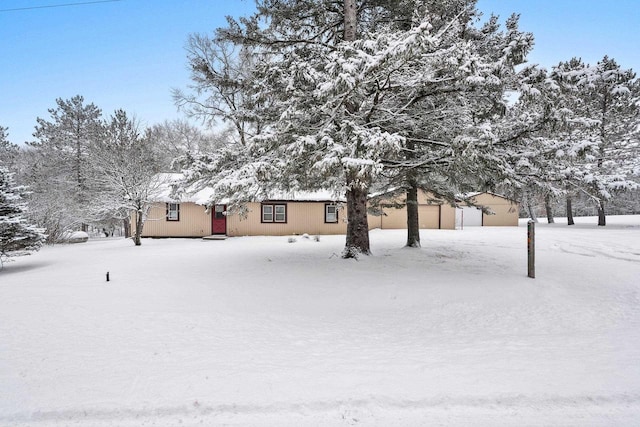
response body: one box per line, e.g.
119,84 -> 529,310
29,95 -> 104,231
577,57 -> 639,225
496,56 -> 639,225
498,64 -> 577,224
372,6 -> 534,247
543,57 -> 639,226
176,0 -> 534,256
0,168 -> 45,268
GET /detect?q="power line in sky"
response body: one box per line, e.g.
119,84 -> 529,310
0,0 -> 122,12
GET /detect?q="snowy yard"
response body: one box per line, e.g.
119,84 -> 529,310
1,216 -> 639,426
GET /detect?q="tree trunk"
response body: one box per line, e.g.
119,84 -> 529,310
545,194 -> 554,224
598,200 -> 606,226
340,1 -> 367,258
134,210 -> 144,246
566,195 -> 575,226
123,217 -> 131,238
343,0 -> 357,42
406,183 -> 420,248
340,0 -> 369,258
343,184 -> 370,258
597,94 -> 607,227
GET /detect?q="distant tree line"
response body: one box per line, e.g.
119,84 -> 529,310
1,96 -> 219,249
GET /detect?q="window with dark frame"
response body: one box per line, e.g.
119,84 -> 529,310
274,205 -> 286,222
261,203 -> 287,223
166,203 -> 180,221
325,203 -> 338,223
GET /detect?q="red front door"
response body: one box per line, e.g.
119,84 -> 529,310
212,204 -> 227,234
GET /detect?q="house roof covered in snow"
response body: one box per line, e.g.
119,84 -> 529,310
153,174 -> 345,205
154,173 -> 217,205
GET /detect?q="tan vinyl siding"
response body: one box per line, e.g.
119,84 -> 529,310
367,211 -> 382,229
379,204 -> 407,229
226,202 -> 348,236
419,205 -> 442,229
138,202 -> 211,237
439,204 -> 457,229
368,190 -> 455,230
133,190 -> 517,238
375,204 -> 442,229
472,193 -> 519,226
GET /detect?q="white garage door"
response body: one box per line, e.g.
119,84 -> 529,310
457,206 -> 483,227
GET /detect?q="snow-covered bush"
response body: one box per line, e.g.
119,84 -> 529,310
59,231 -> 89,244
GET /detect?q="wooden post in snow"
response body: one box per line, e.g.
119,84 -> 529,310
527,220 -> 535,278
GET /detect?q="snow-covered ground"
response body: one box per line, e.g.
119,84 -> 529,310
1,216 -> 639,426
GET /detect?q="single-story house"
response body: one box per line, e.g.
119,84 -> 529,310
133,177 -> 519,238
138,189 -> 348,238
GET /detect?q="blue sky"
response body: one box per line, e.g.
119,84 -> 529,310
1,0 -> 638,147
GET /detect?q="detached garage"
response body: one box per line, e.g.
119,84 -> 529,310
456,192 -> 519,227
371,190 -> 519,230
455,206 -> 483,227
368,190 -> 458,230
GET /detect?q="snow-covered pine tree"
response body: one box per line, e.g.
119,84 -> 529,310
505,57 -> 639,226
27,96 -> 104,234
578,57 -> 639,226
0,167 -> 45,268
0,126 -> 19,170
546,59 -> 587,225
177,0 -> 537,256
177,0 -> 408,256
370,5 -> 534,247
498,64 -> 581,224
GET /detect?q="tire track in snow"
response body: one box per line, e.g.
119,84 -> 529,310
3,393 -> 640,425
552,241 -> 640,263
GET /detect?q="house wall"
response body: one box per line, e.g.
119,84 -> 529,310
138,202 -> 211,237
439,204 -> 457,230
472,193 -> 519,226
134,191 -> 517,238
226,202 -> 348,236
369,205 -> 444,229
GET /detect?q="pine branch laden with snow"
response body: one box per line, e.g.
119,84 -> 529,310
27,96 -> 104,229
0,168 -> 46,262
0,126 -> 20,170
547,57 -> 639,223
16,96 -> 143,242
488,53 -> 640,225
